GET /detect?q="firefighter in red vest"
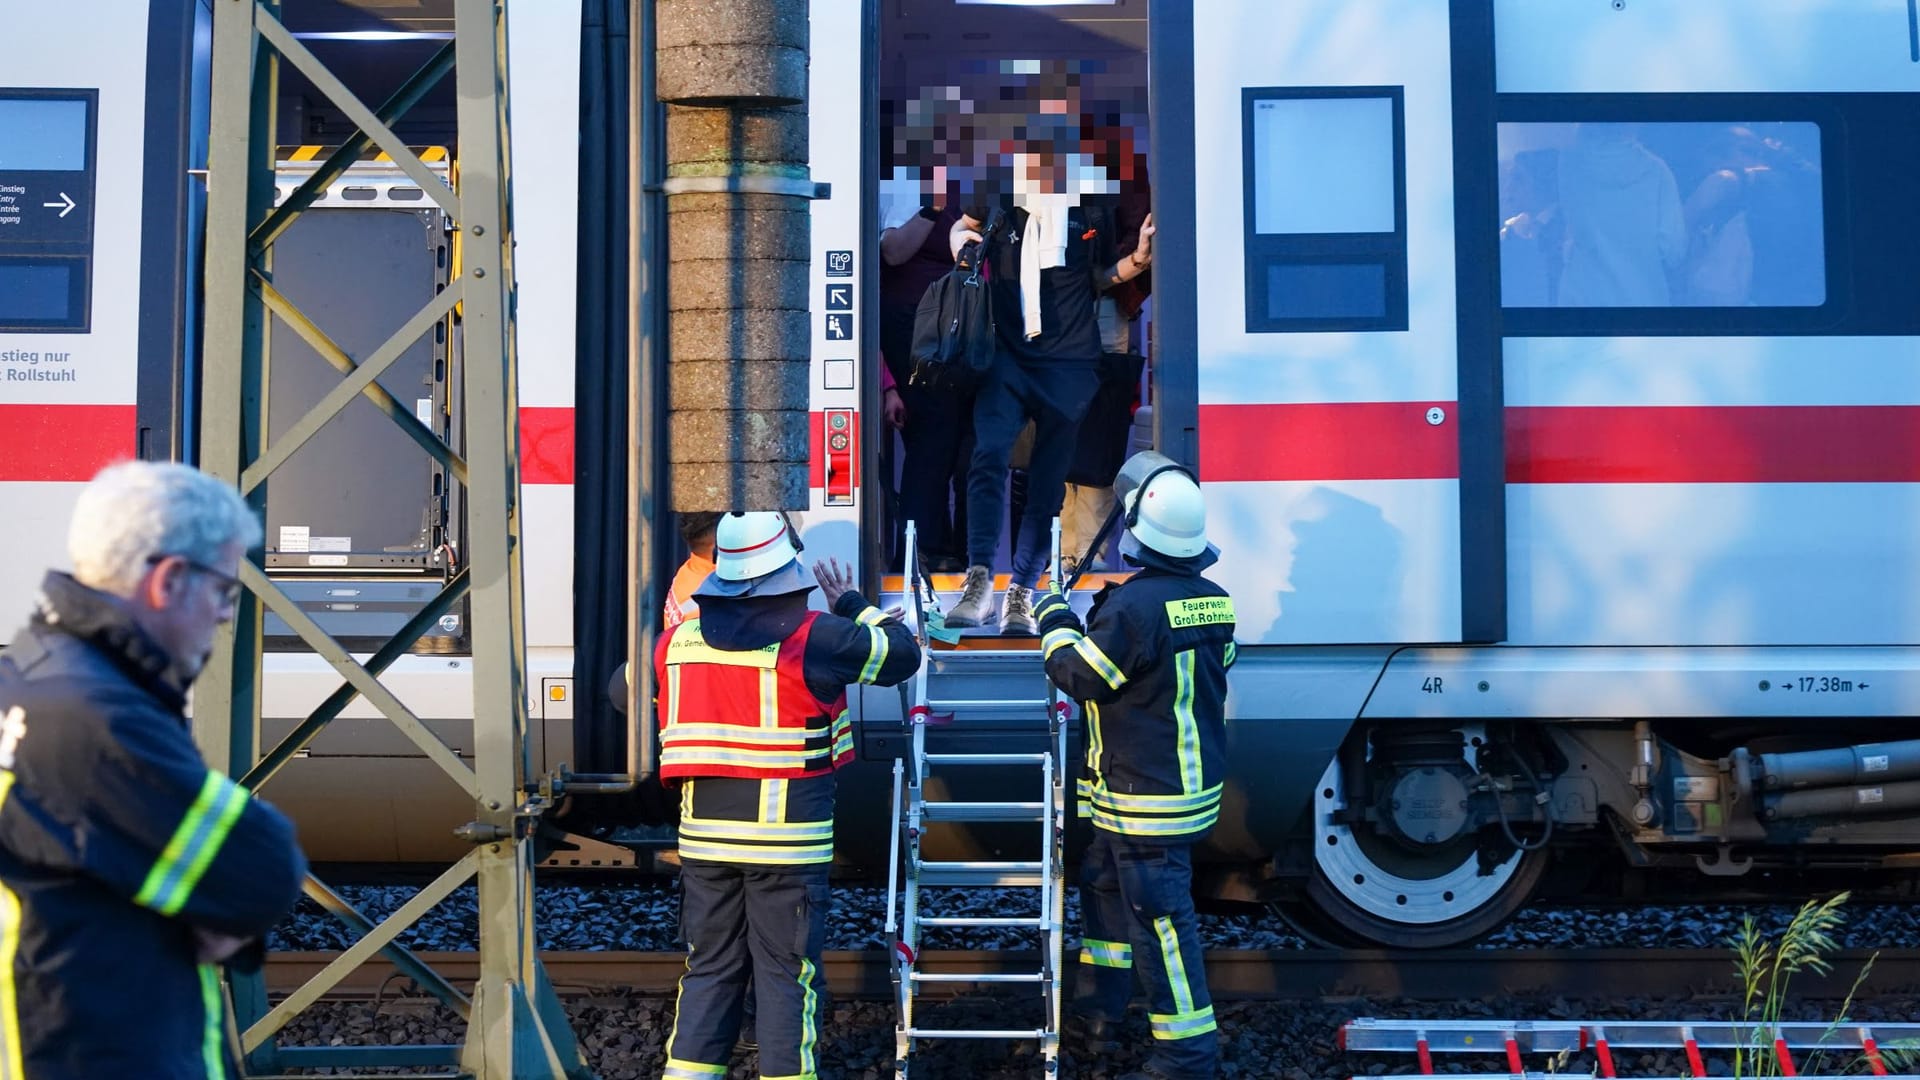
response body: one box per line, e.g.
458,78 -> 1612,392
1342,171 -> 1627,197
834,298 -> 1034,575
656,511 -> 920,1080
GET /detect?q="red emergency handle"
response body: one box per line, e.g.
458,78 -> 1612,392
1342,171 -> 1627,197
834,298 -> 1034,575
824,408 -> 857,506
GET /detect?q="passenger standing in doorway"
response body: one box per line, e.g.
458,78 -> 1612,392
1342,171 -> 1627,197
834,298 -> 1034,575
943,151 -> 1156,633
1064,160 -> 1154,574
1037,459 -> 1233,1080
0,461 -> 308,1079
656,512 -> 920,1080
881,190 -> 973,572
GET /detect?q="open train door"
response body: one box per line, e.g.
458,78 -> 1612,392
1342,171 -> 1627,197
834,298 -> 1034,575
1153,0 -> 1501,648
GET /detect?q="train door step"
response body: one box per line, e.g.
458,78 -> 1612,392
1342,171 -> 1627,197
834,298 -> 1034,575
885,519 -> 1073,1079
878,571 -> 1115,641
1340,1016 -> 1920,1079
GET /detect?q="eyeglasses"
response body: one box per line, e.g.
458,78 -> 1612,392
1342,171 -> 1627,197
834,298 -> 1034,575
147,554 -> 245,606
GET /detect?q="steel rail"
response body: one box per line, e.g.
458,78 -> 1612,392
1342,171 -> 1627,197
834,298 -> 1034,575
266,948 -> 1920,1004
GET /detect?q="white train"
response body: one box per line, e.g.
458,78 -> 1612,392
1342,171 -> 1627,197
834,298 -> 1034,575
4,0 -> 1919,946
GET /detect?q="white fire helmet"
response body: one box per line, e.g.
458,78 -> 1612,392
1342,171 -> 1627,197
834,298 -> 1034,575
1122,465 -> 1208,558
712,511 -> 801,582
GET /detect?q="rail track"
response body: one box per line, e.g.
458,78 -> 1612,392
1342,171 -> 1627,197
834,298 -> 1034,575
265,948 -> 1920,1003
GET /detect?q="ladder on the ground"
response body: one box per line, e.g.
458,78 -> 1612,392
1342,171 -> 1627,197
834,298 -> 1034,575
886,519 -> 1072,1078
1340,1016 -> 1920,1080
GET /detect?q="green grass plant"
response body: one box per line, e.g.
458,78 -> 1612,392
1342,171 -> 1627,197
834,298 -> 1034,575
1728,892 -> 1888,1078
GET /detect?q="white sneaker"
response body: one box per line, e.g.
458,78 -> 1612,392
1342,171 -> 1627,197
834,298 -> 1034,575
999,584 -> 1037,635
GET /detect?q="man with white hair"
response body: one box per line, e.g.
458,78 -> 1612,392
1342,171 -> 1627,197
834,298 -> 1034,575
0,461 -> 308,1079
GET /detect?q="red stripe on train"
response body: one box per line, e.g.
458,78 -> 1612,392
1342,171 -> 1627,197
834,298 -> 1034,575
523,407 -> 833,487
0,404 -> 137,482
1198,401 -> 1461,482
1507,405 -> 1920,484
20,403 -> 1909,489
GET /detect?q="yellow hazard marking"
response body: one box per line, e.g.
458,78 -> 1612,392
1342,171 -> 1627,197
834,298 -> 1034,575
281,145 -> 449,164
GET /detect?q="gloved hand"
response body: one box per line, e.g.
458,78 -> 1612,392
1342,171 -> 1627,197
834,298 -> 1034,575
1033,588 -> 1082,636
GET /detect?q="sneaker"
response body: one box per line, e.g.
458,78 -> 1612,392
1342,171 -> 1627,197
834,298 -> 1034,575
999,583 -> 1037,635
944,565 -> 995,628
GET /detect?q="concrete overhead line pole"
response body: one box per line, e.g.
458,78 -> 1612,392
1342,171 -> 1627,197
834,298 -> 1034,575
657,0 -> 818,510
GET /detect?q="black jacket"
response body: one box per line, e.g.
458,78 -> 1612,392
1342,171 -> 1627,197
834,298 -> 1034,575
667,587 -> 920,865
1037,552 -> 1237,844
0,573 -> 307,1079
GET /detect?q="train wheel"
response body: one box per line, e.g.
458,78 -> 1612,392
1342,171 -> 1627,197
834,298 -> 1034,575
1296,752 -> 1548,948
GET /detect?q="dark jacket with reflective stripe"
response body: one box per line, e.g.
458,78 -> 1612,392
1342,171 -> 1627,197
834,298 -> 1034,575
658,586 -> 920,865
1038,555 -> 1236,844
0,573 -> 307,1079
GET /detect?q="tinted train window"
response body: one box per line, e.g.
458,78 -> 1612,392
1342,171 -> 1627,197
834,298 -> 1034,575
1242,87 -> 1408,332
1497,121 -> 1824,309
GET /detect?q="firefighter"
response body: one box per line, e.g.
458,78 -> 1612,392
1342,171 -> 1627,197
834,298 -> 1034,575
1035,457 -> 1234,1080
0,461 -> 308,1079
657,511 -> 920,1080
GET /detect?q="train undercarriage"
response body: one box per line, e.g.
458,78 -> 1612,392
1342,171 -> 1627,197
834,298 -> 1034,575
1254,716 -> 1920,948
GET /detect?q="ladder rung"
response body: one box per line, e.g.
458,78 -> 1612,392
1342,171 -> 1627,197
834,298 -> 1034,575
915,861 -> 1045,887
927,698 -> 1054,710
912,971 -> 1047,984
916,915 -> 1048,928
923,753 -> 1051,766
905,1028 -> 1049,1040
921,801 -> 1047,822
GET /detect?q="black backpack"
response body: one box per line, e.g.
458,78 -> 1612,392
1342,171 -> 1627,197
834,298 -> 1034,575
906,210 -> 1002,390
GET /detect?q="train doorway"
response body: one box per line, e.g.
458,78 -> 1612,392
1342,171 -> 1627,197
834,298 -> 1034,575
869,0 -> 1153,616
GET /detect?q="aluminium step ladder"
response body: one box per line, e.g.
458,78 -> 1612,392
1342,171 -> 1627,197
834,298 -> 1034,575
885,520 -> 1073,1078
1340,1016 -> 1920,1080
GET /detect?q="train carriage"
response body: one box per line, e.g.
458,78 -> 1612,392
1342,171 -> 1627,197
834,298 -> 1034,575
3,0 -> 1920,948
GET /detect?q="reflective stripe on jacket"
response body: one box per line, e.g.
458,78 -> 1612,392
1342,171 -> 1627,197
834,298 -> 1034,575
0,572 -> 307,1079
1037,570 -> 1236,844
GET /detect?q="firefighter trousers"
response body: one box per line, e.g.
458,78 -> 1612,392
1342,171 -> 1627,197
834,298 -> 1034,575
1075,829 -> 1219,1079
664,858 -> 831,1080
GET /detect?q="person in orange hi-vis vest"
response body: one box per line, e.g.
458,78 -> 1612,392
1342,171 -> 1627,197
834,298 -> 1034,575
662,512 -> 725,631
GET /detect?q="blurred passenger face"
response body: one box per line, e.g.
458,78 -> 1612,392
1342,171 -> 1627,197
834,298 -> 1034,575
137,540 -> 244,680
885,62 -> 1146,205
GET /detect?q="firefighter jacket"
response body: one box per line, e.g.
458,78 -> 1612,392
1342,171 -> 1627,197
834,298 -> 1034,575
1036,552 -> 1237,844
0,572 -> 308,1080
654,585 -> 920,865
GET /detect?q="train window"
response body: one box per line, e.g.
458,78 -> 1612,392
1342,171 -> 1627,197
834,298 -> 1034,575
1497,121 -> 1824,309
0,97 -> 89,169
1241,87 -> 1408,332
0,263 -> 71,319
1252,96 -> 1396,234
0,258 -> 85,331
